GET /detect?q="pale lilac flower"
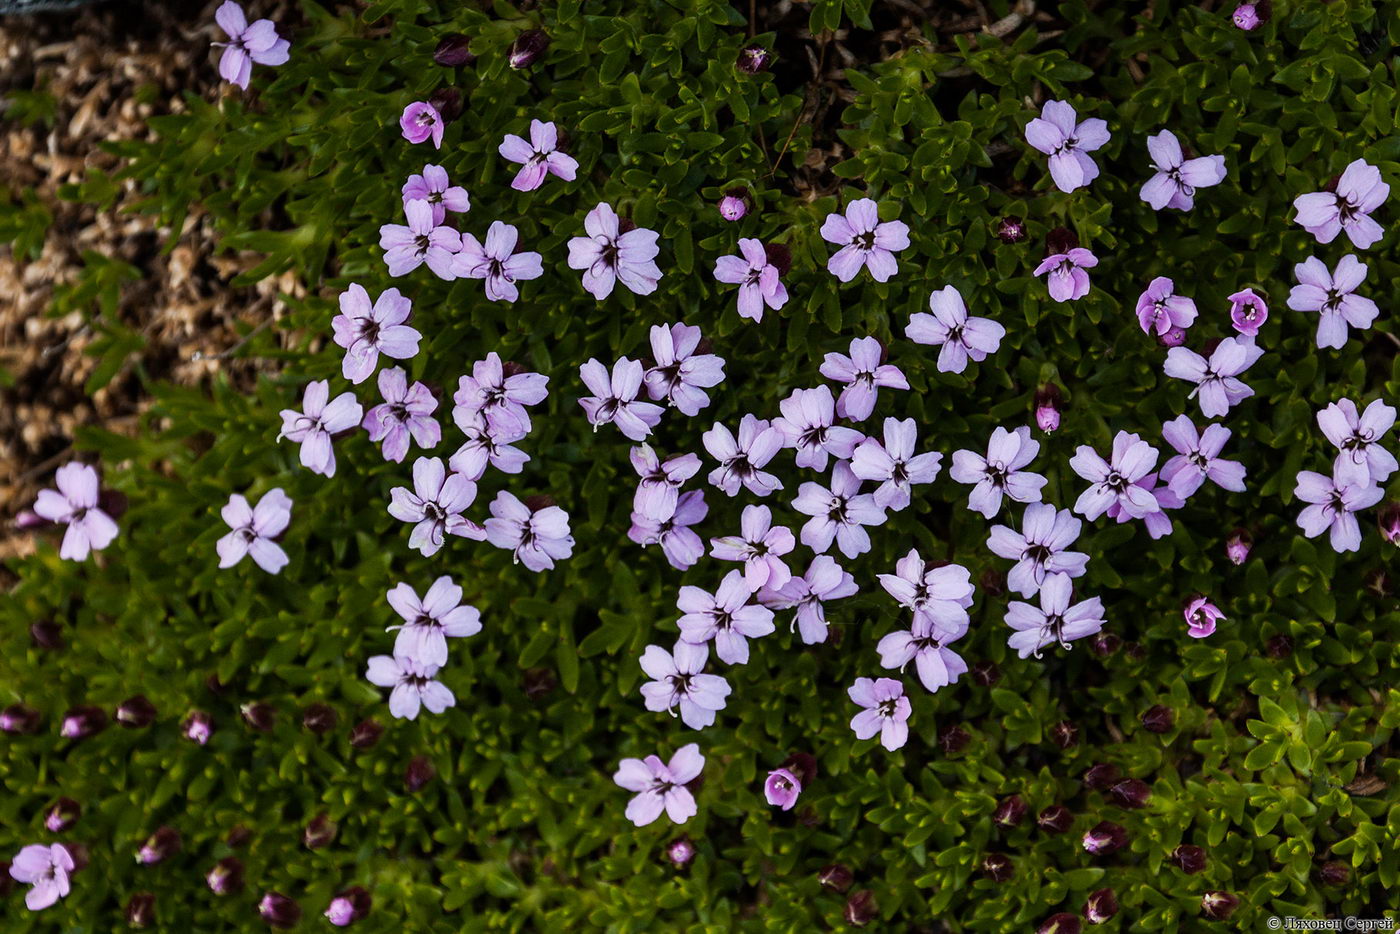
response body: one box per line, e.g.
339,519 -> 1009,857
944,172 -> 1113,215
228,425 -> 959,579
1023,100 -> 1109,193
613,743 -> 704,827
498,119 -> 578,191
1139,129 -> 1226,211
277,380 -> 363,478
1105,471 -> 1182,540
365,655 -> 455,720
567,202 -> 662,299
364,368 -> 441,464
792,461 -> 886,558
1295,468 -> 1384,553
820,336 -> 909,421
712,238 -> 788,322
1004,573 -> 1106,658
483,492 -> 574,571
877,613 -> 969,694
950,426 -> 1046,518
850,417 -> 942,511
213,1 -> 289,90
987,503 -> 1088,598
1183,596 -> 1225,639
1034,248 -> 1098,302
216,488 -> 291,573
1163,337 -> 1264,418
386,576 -> 481,667
1135,277 -> 1198,336
453,352 -> 549,436
331,284 -> 420,384
451,221 -> 543,302
401,164 -> 470,225
642,322 -> 726,416
379,199 -> 461,279
1318,398 -> 1397,486
578,357 -> 664,441
1159,415 -> 1247,497
8,843 -> 74,911
1293,158 -> 1389,249
773,385 -> 864,471
905,285 -> 1005,373
676,570 -> 776,665
629,490 -> 708,570
848,677 -> 910,751
764,769 -> 802,810
387,457 -> 484,557
1228,288 -> 1268,336
1226,529 -> 1252,565
709,505 -> 795,590
31,463 -> 118,561
819,198 -> 910,282
639,641 -> 731,730
757,554 -> 857,645
1070,431 -> 1162,520
704,415 -> 784,497
399,101 -> 444,148
877,550 -> 974,628
629,445 -> 701,520
449,408 -> 527,481
1286,255 -> 1380,349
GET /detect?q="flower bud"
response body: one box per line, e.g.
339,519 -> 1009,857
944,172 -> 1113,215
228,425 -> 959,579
116,695 -> 157,728
1200,891 -> 1239,921
1109,778 -> 1151,809
665,836 -> 695,869
99,488 -> 128,519
779,751 -> 817,787
1050,720 -> 1079,749
227,825 -> 252,848
30,619 -> 64,649
719,188 -> 749,222
1228,288 -> 1268,336
761,769 -> 800,812
1317,861 -> 1349,886
1172,844 -> 1207,874
349,718 -> 384,749
325,886 -> 371,927
207,856 -> 244,895
304,814 -> 338,849
405,754 -> 436,792
1082,763 -> 1120,791
1265,634 -> 1293,659
433,34 -> 474,67
44,797 -> 81,832
1123,641 -> 1147,660
1037,913 -> 1082,934
62,842 -> 89,873
995,215 -> 1027,244
764,243 -> 793,276
938,724 -> 971,755
1225,528 -> 1252,564
993,794 -> 1027,828
1083,888 -> 1119,924
1045,227 -> 1078,255
1037,805 -> 1073,834
61,705 -> 108,739
1140,705 -> 1174,734
1089,633 -> 1120,658
303,703 -> 338,734
1157,325 -> 1187,348
427,87 -> 462,123
508,29 -> 549,69
205,674 -> 229,695
126,892 -> 156,928
843,890 -> 877,926
259,891 -> 302,929
735,44 -> 773,74
14,509 -> 49,530
523,667 -> 556,700
1081,821 -> 1128,855
981,853 -> 1014,882
978,567 -> 1006,598
1184,595 -> 1226,638
137,826 -> 181,865
1,704 -> 41,734
971,661 -> 1001,687
182,710 -> 213,745
1034,385 -> 1062,433
242,702 -> 276,732
818,863 -> 854,893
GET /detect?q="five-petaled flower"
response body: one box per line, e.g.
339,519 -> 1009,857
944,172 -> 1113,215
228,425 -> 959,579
451,221 -> 543,302
385,575 -> 482,667
363,368 -> 441,464
483,491 -> 575,571
1070,431 -> 1162,520
877,550 -> 974,627
1293,158 -> 1389,249
819,198 -> 910,282
1003,573 -> 1106,658
1294,468 -> 1384,553
709,505 -> 795,591
216,488 -> 292,573
567,202 -> 662,299
613,743 -> 704,827
792,461 -> 887,558
1316,398 -> 1396,486
365,654 -> 455,720
1034,246 -> 1098,303
387,457 -> 484,557
1159,415 -> 1247,498
819,337 -> 909,421
850,417 -> 943,511
449,407 -> 529,480
773,385 -> 864,471
379,199 -> 461,279
1139,129 -> 1226,211
949,426 -> 1047,519
712,238 -> 789,322
630,445 -> 702,520
1135,277 -> 1198,337
399,101 -> 445,149
331,284 -> 421,384
642,322 -> 726,416
498,119 -> 579,191
905,285 -> 1005,374
877,612 -> 969,694
1163,336 -> 1264,419
8,843 -> 75,911
676,569 -> 777,665
402,164 -> 470,225
986,503 -> 1089,598
578,357 -> 665,441
453,352 -> 549,437
1024,100 -> 1110,193
639,641 -> 731,730
629,490 -> 708,571
1286,255 -> 1380,349
213,1 -> 290,90
704,415 -> 785,497
32,463 -> 119,561
758,554 -> 858,645
277,380 -> 363,478
847,677 -> 912,751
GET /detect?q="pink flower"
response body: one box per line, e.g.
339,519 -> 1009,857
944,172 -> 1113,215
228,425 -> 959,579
9,843 -> 75,911
365,655 -> 455,720
399,101 -> 445,148
849,417 -> 943,511
1139,129 -> 1226,211
819,336 -> 909,421
629,490 -> 708,570
704,415 -> 784,497
579,357 -> 665,441
639,641 -> 731,730
1070,431 -> 1161,520
401,164 -> 470,225
379,199 -> 461,279
1293,158 -> 1389,249
1286,255 -> 1379,349
709,505 -> 795,590
949,426 -> 1046,518
216,488 -> 291,573
277,380 -> 363,477
364,367 -> 441,464
567,202 -> 662,299
613,744 -> 704,826
1023,100 -> 1109,193
387,457 -> 485,557
1134,277 -> 1198,336
1227,288 -> 1268,336
1295,468 -> 1384,553
451,221 -> 543,302
31,463 -> 118,561
483,491 -> 574,571
819,198 -> 910,282
757,554 -> 858,645
792,462 -> 887,558
718,190 -> 748,221
213,1 -> 290,90
1033,248 -> 1098,302
1183,596 -> 1225,639
498,119 -> 578,191
773,385 -> 864,471
676,569 -> 776,665
386,576 -> 482,667
905,285 -> 1005,373
1004,573 -> 1106,658
1159,415 -> 1247,498
642,322 -> 726,416
712,238 -> 788,322
1233,3 -> 1261,29
331,284 -> 421,384
847,677 -> 911,751
764,768 -> 802,810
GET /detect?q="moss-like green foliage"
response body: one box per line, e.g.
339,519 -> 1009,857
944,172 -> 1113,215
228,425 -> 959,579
4,0 -> 1400,930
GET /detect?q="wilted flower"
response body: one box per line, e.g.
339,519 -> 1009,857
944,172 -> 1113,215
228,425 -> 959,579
849,417 -> 942,511
1200,891 -> 1240,921
906,284 -> 1006,373
1286,254 -> 1380,349
1024,100 -> 1109,193
713,238 -> 789,322
432,34 -> 473,67
115,696 -> 156,728
579,357 -> 665,440
1293,158 -> 1389,249
258,891 -> 302,929
735,44 -> 772,74
818,864 -> 853,893
708,505 -> 794,590
452,221 -> 544,302
213,1 -> 290,90
567,202 -> 662,299
950,425 -> 1047,518
643,322 -> 726,416
1159,415 -> 1247,498
982,854 -> 1014,882
676,569 -> 776,665
378,199 -> 461,279
820,336 -> 909,421
1139,129 -> 1226,211
764,768 -> 802,810
386,576 -> 481,667
277,380 -> 363,477
1083,888 -> 1119,924
365,655 -> 455,721
43,799 -> 80,833
217,488 -> 292,573
402,164 -> 470,225
499,119 -> 578,191
793,462 -> 887,559
704,415 -> 784,497
387,457 -> 484,557
639,641 -> 731,730
1004,573 -> 1105,658
206,856 -> 244,895
988,503 -> 1089,598
847,677 -> 911,751
819,198 -> 910,283
1049,721 -> 1079,749
484,491 -> 575,571
31,463 -> 118,561
1135,277 -> 1198,336
995,215 -> 1027,243
1071,431 -> 1162,520
508,29 -> 549,68
1294,467 -> 1383,553
399,101 -> 445,148
9,844 -> 74,911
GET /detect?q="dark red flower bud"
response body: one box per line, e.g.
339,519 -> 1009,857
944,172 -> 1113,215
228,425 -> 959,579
226,825 -> 253,848
971,661 -> 1001,686
304,814 -> 337,849
303,703 -> 338,735
259,891 -> 302,929
1141,705 -> 1174,734
981,853 -> 1014,882
522,494 -> 556,511
433,34 -> 474,67
993,794 -> 1027,828
182,710 -> 214,746
508,29 -> 549,69
0,862 -> 10,897
780,752 -> 818,787
116,695 -> 157,728
30,619 -> 64,649
1123,641 -> 1147,660
60,705 -> 107,739
664,836 -> 695,868
427,86 -> 462,123
819,863 -> 854,893
126,892 -> 156,928
1082,821 -> 1128,855
1037,913 -> 1082,934
1265,634 -> 1293,658
136,826 -> 181,865
61,842 -> 88,873
242,702 -> 276,732
1,704 -> 42,734
1082,763 -> 1120,791
523,667 -> 557,700
44,797 -> 81,832
205,674 -> 229,695
97,488 -> 128,519
325,886 -> 372,926
1045,227 -> 1079,255
938,724 -> 971,755
1090,633 -> 1120,658
764,243 -> 793,276
736,44 -> 773,74
978,567 -> 1006,598
206,856 -> 244,895
405,755 -> 436,792
1172,844 -> 1207,874
843,890 -> 877,926
995,215 -> 1027,244
1083,888 -> 1119,924
1050,720 -> 1079,749
1200,891 -> 1239,921
1317,861 -> 1349,886
1109,778 -> 1152,809
1037,805 -> 1073,834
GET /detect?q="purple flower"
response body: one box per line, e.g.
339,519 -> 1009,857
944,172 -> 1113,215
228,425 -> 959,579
31,463 -> 118,561
819,198 -> 910,282
213,1 -> 289,90
676,569 -> 776,665
950,426 -> 1046,518
718,190 -> 748,221
1226,529 -> 1252,565
792,461 -> 887,558
9,843 -> 74,911
850,417 -> 943,511
1105,471 -> 1182,539
379,199 -> 461,279
820,336 -> 909,421
386,576 -> 482,667
401,164 -> 470,225
987,503 -> 1089,598
498,119 -> 578,191
905,285 -> 1005,374
1139,129 -> 1226,211
1023,100 -> 1109,193
451,221 -> 543,302
1233,3 -> 1261,29
1163,336 -> 1264,418
183,710 -> 213,745
324,887 -> 371,927
639,641 -> 731,730
1286,255 -> 1380,349
365,655 -> 455,720
1004,573 -> 1106,658
1294,468 -> 1383,553
773,385 -> 864,471
453,352 -> 549,436
579,357 -> 665,440
877,550 -> 974,626
712,238 -> 788,322
484,491 -> 575,571
1228,288 -> 1268,336
1033,247 -> 1098,302
567,202 -> 662,299
704,415 -> 784,497
449,408 -> 528,481
847,677 -> 911,751
363,368 -> 440,464
1134,277 -> 1198,336
216,488 -> 291,573
709,505 -> 795,590
1183,596 -> 1225,639
764,768 -> 802,810
399,101 -> 445,148
1159,415 -> 1247,497
735,44 -> 773,74
629,490 -> 708,570
1071,431 -> 1162,520
330,284 -> 421,384
613,744 -> 704,827
631,444 -> 702,520
877,614 -> 968,693
642,322 -> 726,416
1293,158 -> 1389,249
387,457 -> 484,557
1317,398 -> 1396,486
757,554 -> 857,645
277,380 -> 362,477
